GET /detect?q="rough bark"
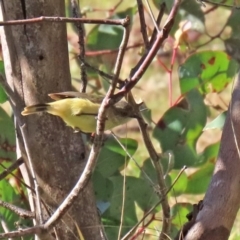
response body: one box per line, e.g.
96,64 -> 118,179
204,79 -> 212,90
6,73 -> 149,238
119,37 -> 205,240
0,1 -> 104,239
184,73 -> 240,240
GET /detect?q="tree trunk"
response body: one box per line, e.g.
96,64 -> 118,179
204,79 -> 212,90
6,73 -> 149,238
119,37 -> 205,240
184,73 -> 240,239
0,1 -> 105,239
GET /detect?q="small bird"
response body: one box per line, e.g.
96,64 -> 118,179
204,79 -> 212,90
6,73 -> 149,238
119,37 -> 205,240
21,92 -> 138,133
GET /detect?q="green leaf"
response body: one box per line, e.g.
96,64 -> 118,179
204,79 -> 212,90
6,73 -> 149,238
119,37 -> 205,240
0,179 -> 31,232
0,107 -> 16,161
141,156 -> 173,184
102,175 -> 138,239
87,7 -> 136,51
185,162 -> 215,194
169,170 -> 188,197
224,9 -> 240,62
92,171 -> 113,202
226,9 -> 240,39
179,51 -> 238,94
0,61 -> 7,103
153,89 -> 207,169
96,137 -> 138,178
0,84 -> 8,103
204,111 -> 227,130
104,137 -> 138,157
196,142 -> 219,166
171,202 -> 193,227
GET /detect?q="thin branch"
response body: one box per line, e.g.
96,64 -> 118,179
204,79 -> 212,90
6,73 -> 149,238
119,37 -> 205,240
0,226 -> 42,239
96,15 -> 130,134
80,58 -> 125,88
110,1 -> 182,239
85,42 -> 143,56
198,0 -> 240,8
107,0 -> 124,16
0,157 -> 23,181
118,150 -> 127,240
122,166 -> 187,240
41,14 -> 131,235
71,0 -> 88,92
144,0 -> 160,32
0,200 -> 34,219
108,16 -> 131,97
137,0 -> 150,49
149,3 -> 166,47
0,16 -> 128,26
0,74 -> 17,109
138,108 -> 171,239
94,17 -> 130,239
111,131 -> 155,187
0,214 -> 12,240
20,125 -> 43,224
113,0 -> 182,103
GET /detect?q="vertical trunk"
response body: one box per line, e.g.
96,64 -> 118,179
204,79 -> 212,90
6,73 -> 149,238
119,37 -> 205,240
184,73 -> 240,240
0,1 -> 105,239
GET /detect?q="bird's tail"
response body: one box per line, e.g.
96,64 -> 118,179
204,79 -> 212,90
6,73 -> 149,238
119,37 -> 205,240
21,103 -> 50,116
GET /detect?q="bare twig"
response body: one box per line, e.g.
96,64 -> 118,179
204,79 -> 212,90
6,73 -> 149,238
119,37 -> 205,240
85,42 -> 143,56
20,125 -> 43,224
138,111 -> 171,239
94,17 -> 130,239
0,157 -> 23,181
71,0 -> 88,92
0,214 -> 12,240
122,166 -> 187,240
118,149 -> 127,240
80,59 -> 125,88
111,131 -> 155,186
137,0 -> 150,49
113,0 -> 182,103
0,16 -> 128,26
96,15 -> 130,135
144,0 -> 160,32
198,0 -> 240,8
0,200 -> 34,219
39,16 -> 131,235
194,10 -> 230,50
113,1 -> 182,239
0,226 -> 42,239
149,3 -> 166,47
0,74 -> 17,108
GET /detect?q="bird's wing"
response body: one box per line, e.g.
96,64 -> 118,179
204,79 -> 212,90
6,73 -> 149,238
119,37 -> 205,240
75,112 -> 98,117
48,92 -> 104,104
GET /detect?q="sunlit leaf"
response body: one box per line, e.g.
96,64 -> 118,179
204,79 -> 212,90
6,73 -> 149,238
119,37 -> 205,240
179,51 -> 238,94
169,170 -> 188,197
204,111 -> 227,130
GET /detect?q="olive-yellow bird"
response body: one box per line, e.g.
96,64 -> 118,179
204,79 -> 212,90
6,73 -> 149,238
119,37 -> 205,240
21,92 -> 137,133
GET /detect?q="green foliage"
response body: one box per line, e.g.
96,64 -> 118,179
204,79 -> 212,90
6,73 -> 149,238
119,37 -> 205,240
0,107 -> 16,161
86,7 -> 136,51
171,202 -> 192,228
153,89 -> 207,168
0,61 -> 7,104
179,51 -> 238,94
1,1 -> 240,239
83,2 -> 239,238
